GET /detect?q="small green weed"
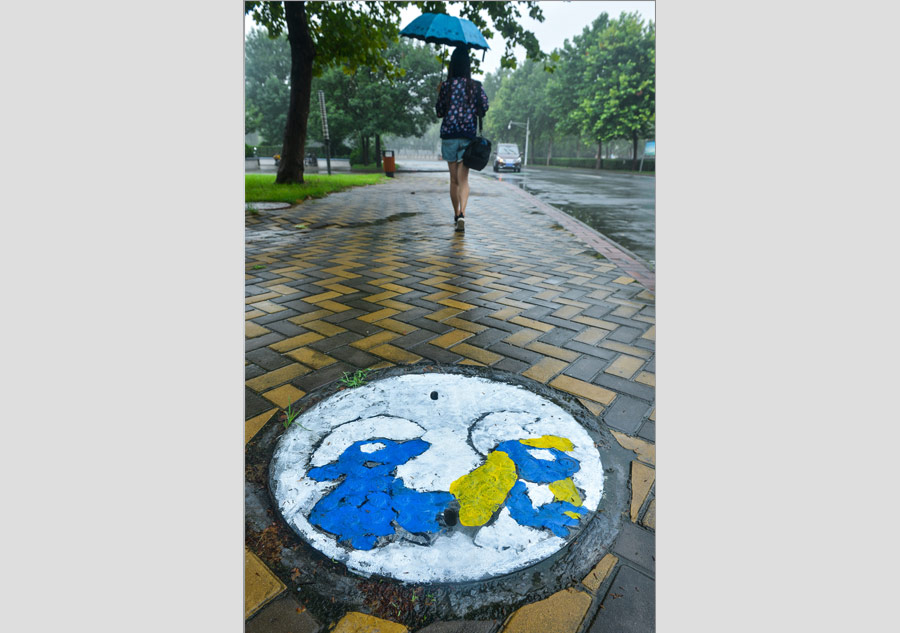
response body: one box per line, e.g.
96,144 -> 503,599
339,368 -> 371,388
252,264 -> 266,270
282,400 -> 309,430
294,223 -> 308,229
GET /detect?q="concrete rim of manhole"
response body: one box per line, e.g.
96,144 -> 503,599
246,201 -> 292,210
246,364 -> 632,623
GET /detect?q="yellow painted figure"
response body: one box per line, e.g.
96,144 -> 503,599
449,435 -> 586,536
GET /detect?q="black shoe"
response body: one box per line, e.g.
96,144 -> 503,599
455,217 -> 465,232
454,213 -> 461,225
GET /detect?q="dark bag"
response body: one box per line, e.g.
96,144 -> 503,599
463,117 -> 491,171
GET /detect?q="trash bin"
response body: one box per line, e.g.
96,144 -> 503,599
382,150 -> 395,177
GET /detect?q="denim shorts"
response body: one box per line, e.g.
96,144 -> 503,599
441,138 -> 471,162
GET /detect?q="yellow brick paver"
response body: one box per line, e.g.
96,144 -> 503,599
351,331 -> 400,350
267,284 -> 301,295
641,325 -> 656,340
642,498 -> 656,529
437,298 -> 476,310
599,340 -> 653,359
430,329 -> 473,348
245,408 -> 277,444
244,548 -> 285,620
582,553 -> 619,593
635,371 -> 655,387
322,282 -> 357,295
604,354 -> 645,379
611,430 -> 655,466
245,322 -> 271,338
450,343 -> 502,365
551,305 -> 583,319
522,357 -> 569,384
509,316 -> 555,332
630,461 -> 655,522
378,318 -> 418,334
573,327 -> 609,345
502,588 -> 592,633
331,612 -> 408,633
489,306 -> 522,320
301,320 -> 348,336
377,299 -> 417,312
525,341 -> 580,362
245,309 -> 265,320
249,300 -> 286,314
245,364 -> 310,392
262,384 -> 306,408
316,299 -> 352,313
302,290 -> 340,304
288,309 -> 334,325
269,332 -> 325,353
572,315 -> 618,330
444,317 -> 487,333
424,306 -> 464,322
369,344 -> 422,364
286,347 -> 337,369
358,307 -> 400,323
504,328 -> 543,347
244,291 -> 280,305
549,375 -> 616,405
577,397 -> 605,417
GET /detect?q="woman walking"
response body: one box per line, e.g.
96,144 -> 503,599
436,46 -> 489,233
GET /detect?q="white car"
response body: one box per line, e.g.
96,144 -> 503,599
493,143 -> 522,172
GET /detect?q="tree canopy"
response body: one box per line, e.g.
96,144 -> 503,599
244,1 -> 549,183
482,11 -> 655,167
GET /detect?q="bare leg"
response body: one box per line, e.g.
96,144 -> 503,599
457,163 -> 470,217
448,161 -> 460,217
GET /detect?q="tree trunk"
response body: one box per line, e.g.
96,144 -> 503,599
375,134 -> 382,168
546,137 -> 552,166
276,2 -> 315,185
363,137 -> 369,165
632,132 -> 639,171
596,140 -> 603,170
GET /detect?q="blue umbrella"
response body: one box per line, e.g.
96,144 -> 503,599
400,13 -> 490,51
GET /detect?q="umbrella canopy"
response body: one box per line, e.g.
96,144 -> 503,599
400,13 -> 490,50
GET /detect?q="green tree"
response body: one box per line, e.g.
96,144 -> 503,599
244,1 -> 548,184
307,40 -> 442,165
573,13 -> 655,169
244,27 -> 292,145
484,58 -> 557,165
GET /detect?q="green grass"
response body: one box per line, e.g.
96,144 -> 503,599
245,173 -> 388,204
339,368 -> 371,388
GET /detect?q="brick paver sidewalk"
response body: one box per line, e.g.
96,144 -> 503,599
245,172 -> 656,633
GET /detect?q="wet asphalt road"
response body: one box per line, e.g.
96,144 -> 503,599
484,165 -> 656,266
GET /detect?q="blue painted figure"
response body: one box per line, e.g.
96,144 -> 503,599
493,440 -> 587,538
307,438 -> 454,550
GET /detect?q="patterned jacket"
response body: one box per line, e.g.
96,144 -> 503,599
436,78 -> 489,140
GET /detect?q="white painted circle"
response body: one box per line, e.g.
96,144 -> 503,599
270,374 -> 603,583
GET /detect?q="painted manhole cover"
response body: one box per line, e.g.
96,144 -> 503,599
270,373 -> 605,583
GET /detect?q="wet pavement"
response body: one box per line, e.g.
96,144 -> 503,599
485,166 -> 655,268
245,171 -> 655,633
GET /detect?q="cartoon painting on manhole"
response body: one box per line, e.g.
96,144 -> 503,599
270,374 -> 604,583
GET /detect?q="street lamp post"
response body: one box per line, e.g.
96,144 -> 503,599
507,118 -> 530,168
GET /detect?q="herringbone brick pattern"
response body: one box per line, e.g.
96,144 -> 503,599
244,172 -> 656,631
